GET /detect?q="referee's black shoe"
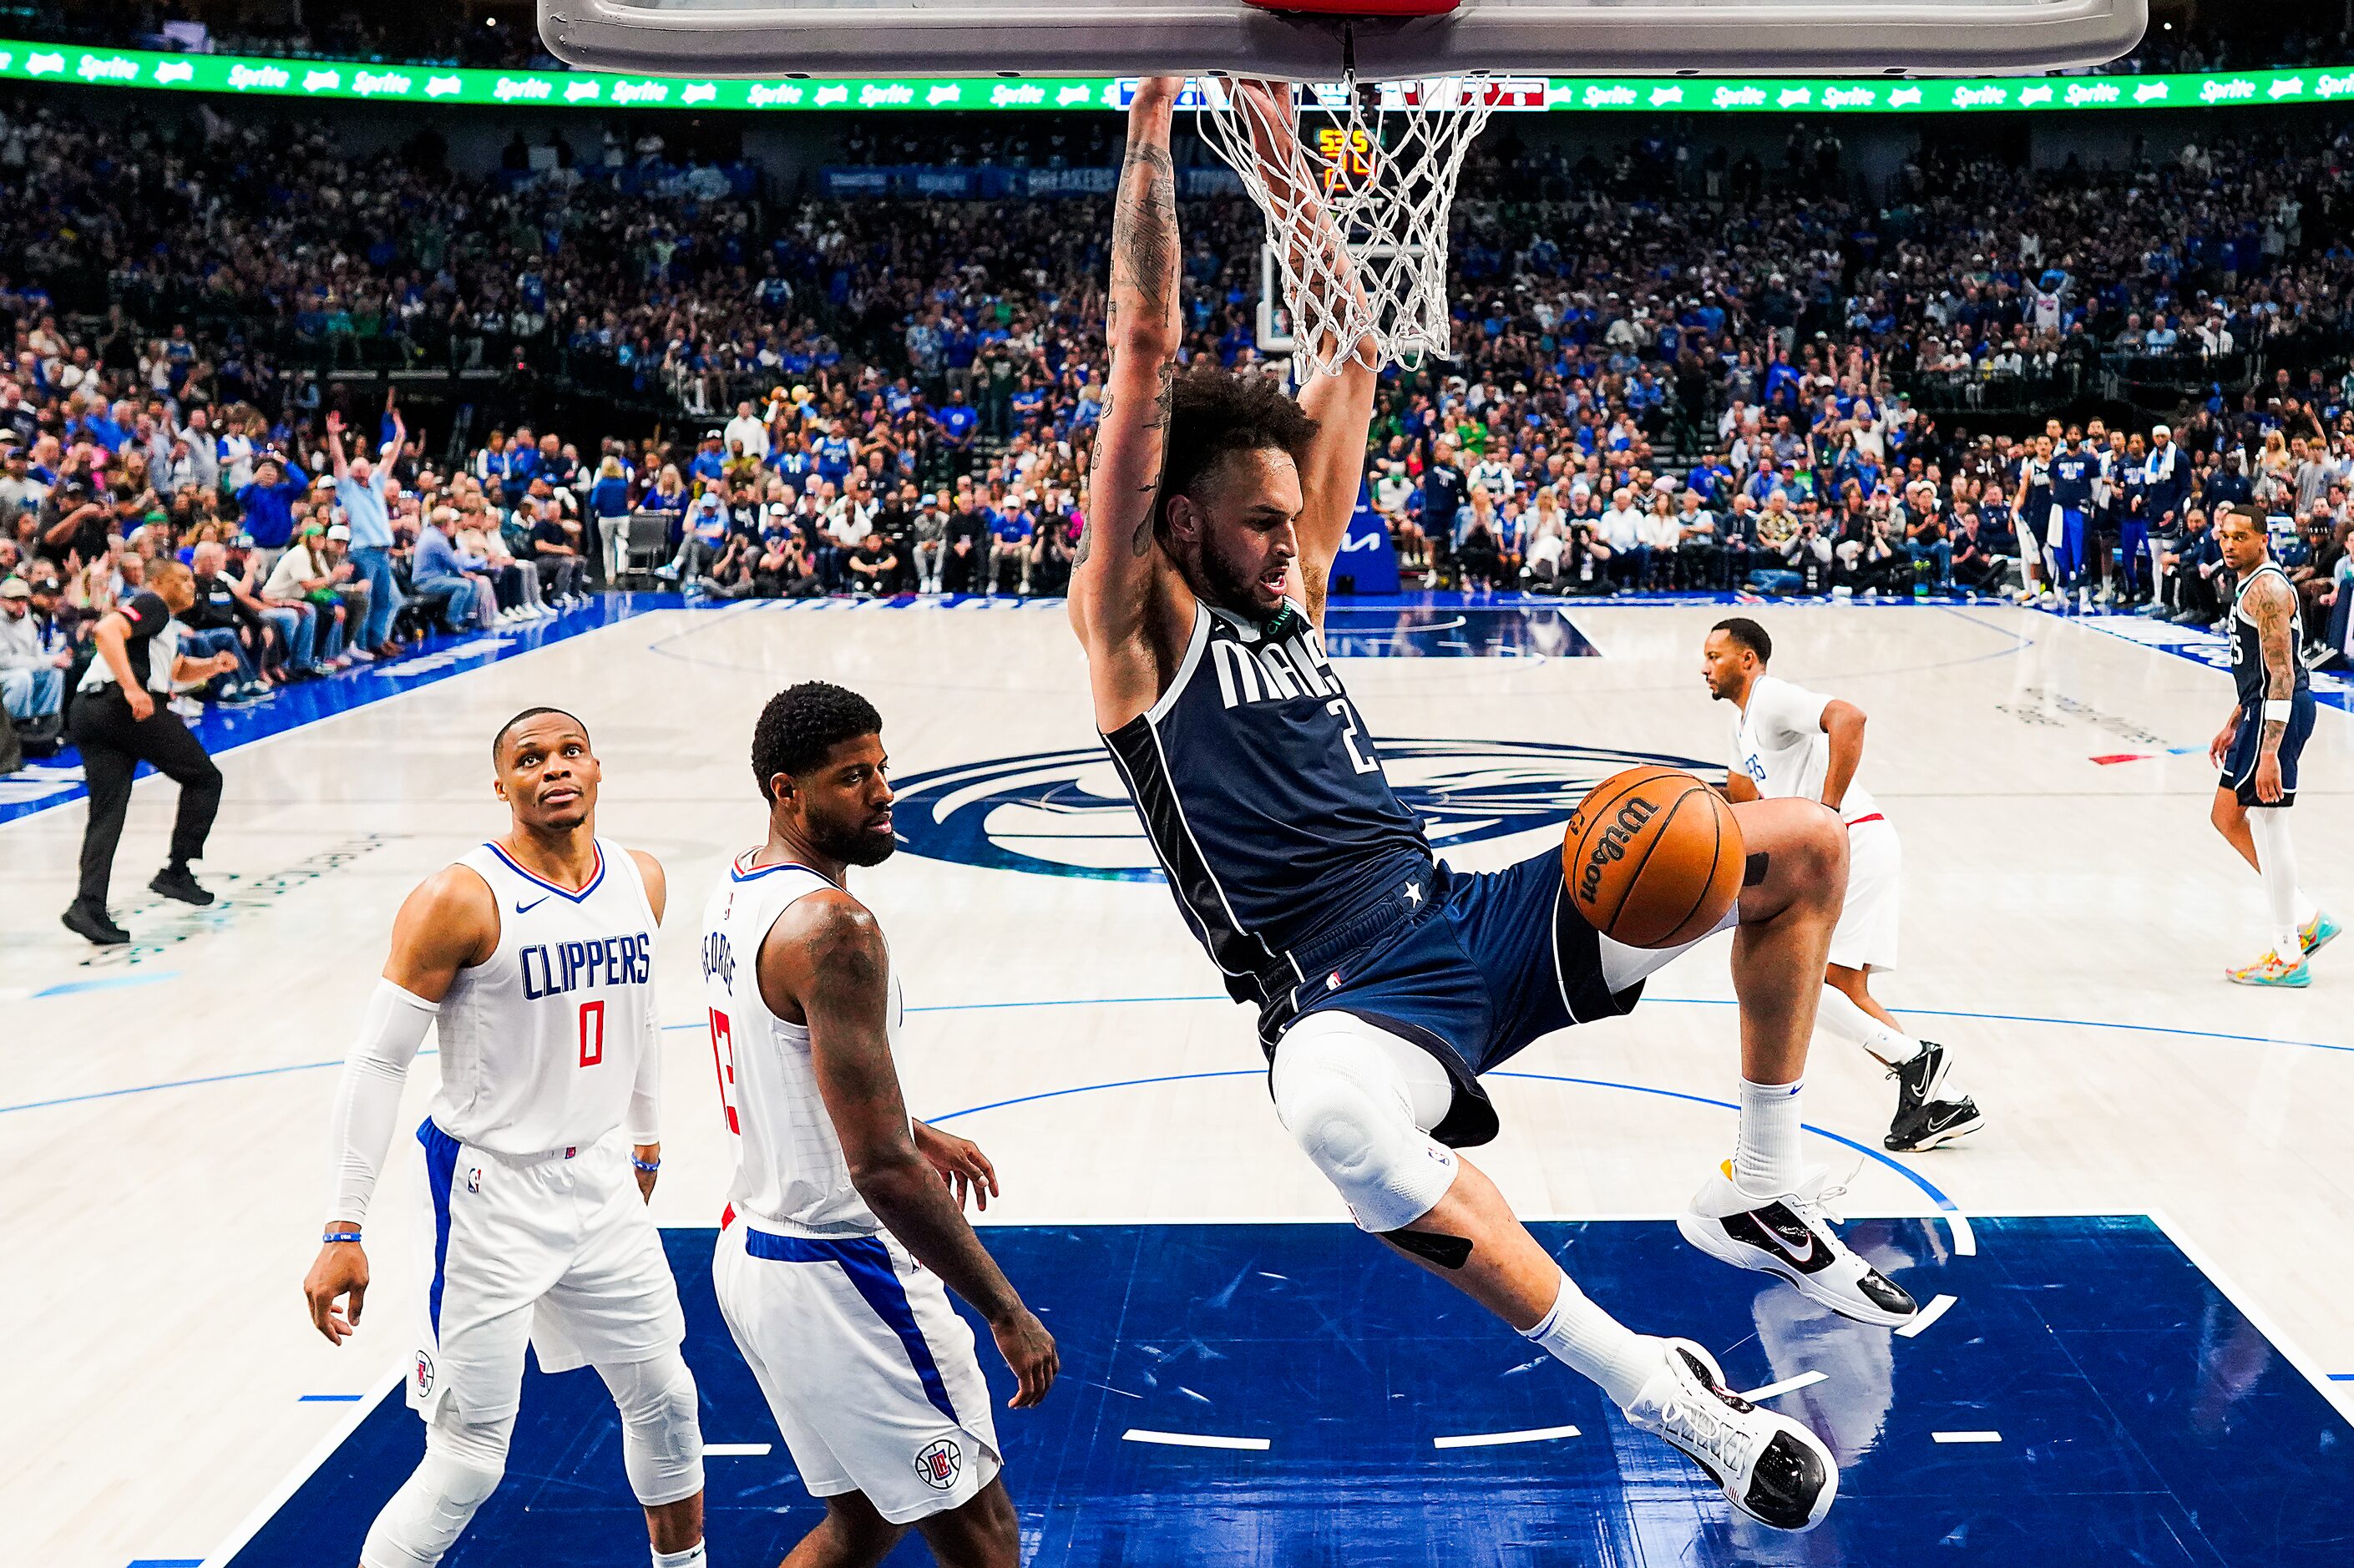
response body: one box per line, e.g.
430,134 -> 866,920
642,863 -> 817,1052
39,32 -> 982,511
1886,1043 -> 1982,1152
150,865 -> 216,906
62,900 -> 130,946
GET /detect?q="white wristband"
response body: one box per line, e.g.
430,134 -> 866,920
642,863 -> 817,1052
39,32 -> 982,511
2262,699 -> 2294,722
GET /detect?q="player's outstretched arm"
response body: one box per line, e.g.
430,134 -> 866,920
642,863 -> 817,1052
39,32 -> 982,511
1226,78 -> 1377,622
773,893 -> 1058,1408
302,867 -> 498,1346
1070,76 -> 1182,726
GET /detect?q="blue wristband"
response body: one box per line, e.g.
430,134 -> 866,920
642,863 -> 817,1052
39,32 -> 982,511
631,1157 -> 661,1173
322,1230 -> 362,1243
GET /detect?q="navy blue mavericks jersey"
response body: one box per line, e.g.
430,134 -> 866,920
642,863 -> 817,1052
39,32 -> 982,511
2049,451 -> 2094,509
1102,599 -> 1432,1008
2230,562 -> 2311,708
2019,458 -> 2051,518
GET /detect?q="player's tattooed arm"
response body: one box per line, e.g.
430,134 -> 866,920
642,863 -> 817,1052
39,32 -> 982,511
777,893 -> 1058,1407
2250,574 -> 2299,803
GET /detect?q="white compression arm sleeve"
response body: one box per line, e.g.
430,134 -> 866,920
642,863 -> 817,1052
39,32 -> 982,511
326,979 -> 440,1225
625,992 -> 661,1146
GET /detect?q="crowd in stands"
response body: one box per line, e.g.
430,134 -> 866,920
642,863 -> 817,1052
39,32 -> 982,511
12,87 -> 2354,768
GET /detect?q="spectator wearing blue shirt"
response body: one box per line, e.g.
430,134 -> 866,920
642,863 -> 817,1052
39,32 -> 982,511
411,508 -> 482,632
939,388 -> 979,473
689,432 -> 727,490
327,403 -> 403,657
589,455 -> 635,584
236,453 -> 306,573
986,499 -> 1035,597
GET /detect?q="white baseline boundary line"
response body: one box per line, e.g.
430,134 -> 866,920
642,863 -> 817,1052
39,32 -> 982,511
1122,1429 -> 1270,1451
1433,1424 -> 1581,1449
2146,1208 -> 2354,1420
198,1363 -> 401,1568
1,608 -> 696,837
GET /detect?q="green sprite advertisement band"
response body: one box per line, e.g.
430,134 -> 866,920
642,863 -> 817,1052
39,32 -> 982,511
3,39 -> 2351,114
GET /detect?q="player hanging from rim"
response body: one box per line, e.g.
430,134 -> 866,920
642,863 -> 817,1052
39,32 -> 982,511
1067,77 -> 1919,1535
701,681 -> 1056,1568
2206,505 -> 2338,986
303,709 -> 710,1568
1700,618 -> 1983,1151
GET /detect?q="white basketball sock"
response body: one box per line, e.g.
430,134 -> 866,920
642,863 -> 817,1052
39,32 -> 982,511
1734,1075 -> 1805,1197
652,1545 -> 706,1568
2248,808 -> 2309,957
1815,983 -> 1921,1068
1522,1270 -> 1659,1412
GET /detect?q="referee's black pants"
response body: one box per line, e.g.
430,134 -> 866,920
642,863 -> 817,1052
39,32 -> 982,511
68,689 -> 222,908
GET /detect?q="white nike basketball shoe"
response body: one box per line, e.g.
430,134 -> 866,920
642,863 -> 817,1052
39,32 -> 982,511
1623,1338 -> 1838,1531
1678,1161 -> 1917,1327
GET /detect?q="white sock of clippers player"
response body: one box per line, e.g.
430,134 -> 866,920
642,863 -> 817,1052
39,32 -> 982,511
2247,807 -> 2316,959
1815,983 -> 1921,1068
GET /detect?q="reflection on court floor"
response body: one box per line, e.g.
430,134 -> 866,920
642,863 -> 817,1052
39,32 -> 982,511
220,1218 -> 2351,1568
1318,603 -> 1605,660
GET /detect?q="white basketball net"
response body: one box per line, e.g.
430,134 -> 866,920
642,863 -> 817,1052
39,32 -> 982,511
1197,75 -> 1499,380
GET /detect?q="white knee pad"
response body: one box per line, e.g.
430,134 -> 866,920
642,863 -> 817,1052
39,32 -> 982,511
1271,1012 -> 1460,1233
359,1405 -> 513,1568
599,1350 -> 706,1507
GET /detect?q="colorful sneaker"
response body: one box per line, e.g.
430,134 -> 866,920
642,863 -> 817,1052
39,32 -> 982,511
2225,949 -> 2311,988
2300,912 -> 2341,959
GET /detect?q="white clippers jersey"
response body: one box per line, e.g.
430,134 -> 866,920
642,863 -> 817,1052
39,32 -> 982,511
1730,674 -> 1881,826
431,839 -> 659,1154
700,852 -> 904,1238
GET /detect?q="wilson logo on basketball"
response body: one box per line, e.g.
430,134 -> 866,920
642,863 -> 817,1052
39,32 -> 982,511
1573,796 -> 1659,907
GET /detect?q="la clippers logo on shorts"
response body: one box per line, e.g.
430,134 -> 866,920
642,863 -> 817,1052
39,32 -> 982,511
914,1438 -> 962,1490
414,1351 -> 435,1399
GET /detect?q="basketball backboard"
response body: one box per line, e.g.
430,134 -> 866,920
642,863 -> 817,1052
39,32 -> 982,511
541,0 -> 2148,81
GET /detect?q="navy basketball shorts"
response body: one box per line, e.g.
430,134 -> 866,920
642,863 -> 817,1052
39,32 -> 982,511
1261,846 -> 1731,1146
2220,692 -> 2316,807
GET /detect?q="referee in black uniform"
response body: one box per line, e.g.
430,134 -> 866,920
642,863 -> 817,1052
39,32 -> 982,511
62,559 -> 237,946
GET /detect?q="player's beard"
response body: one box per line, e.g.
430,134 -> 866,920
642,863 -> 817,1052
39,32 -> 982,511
814,808 -> 898,868
1196,528 -> 1283,619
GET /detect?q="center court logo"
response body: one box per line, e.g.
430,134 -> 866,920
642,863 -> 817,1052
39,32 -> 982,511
888,739 -> 1722,881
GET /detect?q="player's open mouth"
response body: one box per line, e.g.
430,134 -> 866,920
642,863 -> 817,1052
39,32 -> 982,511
1259,565 -> 1289,593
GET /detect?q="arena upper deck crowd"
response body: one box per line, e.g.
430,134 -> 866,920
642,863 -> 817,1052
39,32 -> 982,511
6,80 -> 2354,767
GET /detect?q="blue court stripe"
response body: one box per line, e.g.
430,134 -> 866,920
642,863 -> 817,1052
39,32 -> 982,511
298,1393 -> 364,1402
921,1067 -> 1960,1214
6,990 -> 2339,1120
2328,1373 -> 2354,1382
28,970 -> 179,999
418,1119 -> 461,1338
128,1559 -> 205,1565
743,1229 -> 959,1423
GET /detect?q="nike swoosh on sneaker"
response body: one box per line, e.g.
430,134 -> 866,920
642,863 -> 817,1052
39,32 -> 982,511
1760,1213 -> 1824,1268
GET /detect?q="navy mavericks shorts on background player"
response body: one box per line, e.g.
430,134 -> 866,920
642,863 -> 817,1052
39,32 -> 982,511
2220,691 -> 2316,807
1256,846 -> 1639,1148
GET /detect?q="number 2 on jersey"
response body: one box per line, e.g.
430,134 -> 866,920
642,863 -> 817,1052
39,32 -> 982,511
707,1009 -> 742,1135
1328,696 -> 1381,775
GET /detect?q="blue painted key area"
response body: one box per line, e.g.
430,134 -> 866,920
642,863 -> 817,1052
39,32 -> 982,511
216,1216 -> 2350,1567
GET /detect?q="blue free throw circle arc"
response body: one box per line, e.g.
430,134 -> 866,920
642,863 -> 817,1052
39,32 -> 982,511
888,737 -> 1725,882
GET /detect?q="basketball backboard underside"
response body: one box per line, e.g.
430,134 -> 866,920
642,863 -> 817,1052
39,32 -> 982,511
542,0 -> 2147,81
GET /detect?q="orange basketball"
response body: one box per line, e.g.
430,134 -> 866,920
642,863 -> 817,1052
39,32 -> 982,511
1562,766 -> 1745,948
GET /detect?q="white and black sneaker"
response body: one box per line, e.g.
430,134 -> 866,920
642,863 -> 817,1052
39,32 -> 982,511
1678,1162 -> 1918,1328
1886,1042 -> 1983,1152
1623,1338 -> 1838,1532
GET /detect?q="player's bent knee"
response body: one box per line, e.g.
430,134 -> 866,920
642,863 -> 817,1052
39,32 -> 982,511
1271,1019 -> 1457,1234
359,1412 -> 510,1568
600,1350 -> 706,1507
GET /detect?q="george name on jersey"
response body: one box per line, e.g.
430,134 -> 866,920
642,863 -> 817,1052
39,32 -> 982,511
519,933 -> 655,999
701,928 -> 737,991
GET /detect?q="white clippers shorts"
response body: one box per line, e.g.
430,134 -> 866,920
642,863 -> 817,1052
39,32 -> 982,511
713,1217 -> 1002,1525
1830,814 -> 1901,973
404,1120 -> 685,1424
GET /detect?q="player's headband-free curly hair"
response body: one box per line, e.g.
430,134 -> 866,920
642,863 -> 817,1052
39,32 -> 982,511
1154,367 -> 1321,543
753,680 -> 883,800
